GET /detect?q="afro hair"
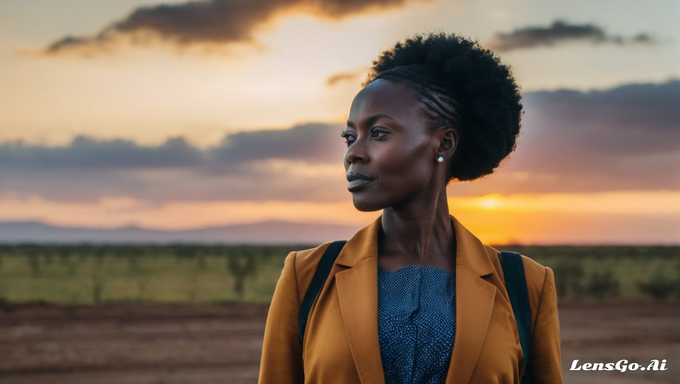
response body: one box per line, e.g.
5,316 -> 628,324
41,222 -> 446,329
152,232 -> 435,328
365,32 -> 523,181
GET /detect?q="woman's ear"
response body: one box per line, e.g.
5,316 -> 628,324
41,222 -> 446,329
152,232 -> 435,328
436,128 -> 458,160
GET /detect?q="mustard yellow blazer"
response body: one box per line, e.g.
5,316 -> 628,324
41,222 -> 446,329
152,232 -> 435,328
259,214 -> 563,384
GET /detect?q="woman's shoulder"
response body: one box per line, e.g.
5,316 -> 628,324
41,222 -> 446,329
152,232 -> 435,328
286,241 -> 338,270
484,243 -> 550,278
517,252 -> 555,308
282,242 -> 339,291
482,244 -> 555,307
288,241 -> 335,262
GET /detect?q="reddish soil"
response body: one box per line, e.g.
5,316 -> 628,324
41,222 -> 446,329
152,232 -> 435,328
0,300 -> 678,384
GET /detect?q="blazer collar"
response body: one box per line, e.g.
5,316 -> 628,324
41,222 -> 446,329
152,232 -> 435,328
334,215 -> 380,268
335,213 -> 495,277
334,213 -> 498,384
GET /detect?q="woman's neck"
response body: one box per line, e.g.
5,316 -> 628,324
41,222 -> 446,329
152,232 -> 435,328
378,188 -> 456,271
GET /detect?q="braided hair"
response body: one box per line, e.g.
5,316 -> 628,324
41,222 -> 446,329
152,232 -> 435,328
365,33 -> 523,181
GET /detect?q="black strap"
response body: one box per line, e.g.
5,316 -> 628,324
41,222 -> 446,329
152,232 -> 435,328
298,240 -> 347,344
500,251 -> 532,383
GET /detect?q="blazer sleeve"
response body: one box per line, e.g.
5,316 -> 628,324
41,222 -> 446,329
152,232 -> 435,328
528,266 -> 563,383
258,252 -> 304,384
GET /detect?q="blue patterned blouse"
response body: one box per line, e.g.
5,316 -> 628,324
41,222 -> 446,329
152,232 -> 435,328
377,265 -> 457,384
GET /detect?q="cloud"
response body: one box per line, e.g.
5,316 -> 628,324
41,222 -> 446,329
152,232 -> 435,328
0,123 -> 348,202
1,124 -> 342,169
0,136 -> 204,169
453,80 -> 680,195
326,68 -> 368,86
2,81 -> 679,203
42,0 -> 423,55
487,20 -> 657,52
211,123 -> 344,163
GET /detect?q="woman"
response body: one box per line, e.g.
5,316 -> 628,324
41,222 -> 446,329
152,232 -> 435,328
259,33 -> 562,384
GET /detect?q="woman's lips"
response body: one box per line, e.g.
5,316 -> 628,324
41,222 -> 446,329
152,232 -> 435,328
347,178 -> 373,191
346,172 -> 374,191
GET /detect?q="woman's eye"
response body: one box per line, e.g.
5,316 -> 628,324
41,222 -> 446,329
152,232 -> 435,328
340,131 -> 356,146
371,129 -> 388,138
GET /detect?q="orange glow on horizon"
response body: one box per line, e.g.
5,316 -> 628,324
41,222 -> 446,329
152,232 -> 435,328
1,190 -> 678,245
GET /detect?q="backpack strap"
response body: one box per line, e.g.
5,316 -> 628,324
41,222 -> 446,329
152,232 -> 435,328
298,240 -> 347,344
500,251 -> 532,384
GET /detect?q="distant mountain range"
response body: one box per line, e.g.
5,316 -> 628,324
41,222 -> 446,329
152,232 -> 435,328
0,220 -> 362,244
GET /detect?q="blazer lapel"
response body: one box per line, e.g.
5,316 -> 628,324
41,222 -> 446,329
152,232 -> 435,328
332,214 -> 497,384
335,216 -> 386,384
446,215 -> 498,384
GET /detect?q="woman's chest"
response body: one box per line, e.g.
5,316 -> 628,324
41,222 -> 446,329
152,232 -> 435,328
301,269 -> 523,384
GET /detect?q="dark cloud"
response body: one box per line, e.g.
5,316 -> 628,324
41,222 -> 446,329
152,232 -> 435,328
2,81 -> 679,202
43,0 -> 421,55
212,123 -> 343,163
0,123 -> 347,202
0,136 -> 204,169
487,20 -> 657,52
1,124 -> 342,169
452,80 -> 680,195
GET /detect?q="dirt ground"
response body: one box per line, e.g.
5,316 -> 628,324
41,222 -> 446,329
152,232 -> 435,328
1,300 -> 678,384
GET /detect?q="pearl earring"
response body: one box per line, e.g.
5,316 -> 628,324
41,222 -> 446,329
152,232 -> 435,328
437,156 -> 444,163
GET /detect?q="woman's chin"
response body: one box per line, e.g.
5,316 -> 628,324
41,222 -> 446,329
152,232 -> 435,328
351,196 -> 385,212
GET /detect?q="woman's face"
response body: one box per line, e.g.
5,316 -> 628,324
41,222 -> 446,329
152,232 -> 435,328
343,79 -> 447,212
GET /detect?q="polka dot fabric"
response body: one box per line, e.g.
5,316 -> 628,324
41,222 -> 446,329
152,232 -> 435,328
377,265 -> 456,384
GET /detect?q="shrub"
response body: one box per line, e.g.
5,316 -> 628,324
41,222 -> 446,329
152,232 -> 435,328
638,271 -> 678,300
91,273 -> 105,304
228,255 -> 258,299
552,259 -> 585,297
584,270 -> 620,300
26,252 -> 41,275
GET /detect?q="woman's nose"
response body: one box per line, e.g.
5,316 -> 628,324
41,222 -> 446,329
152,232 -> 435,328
344,140 -> 368,164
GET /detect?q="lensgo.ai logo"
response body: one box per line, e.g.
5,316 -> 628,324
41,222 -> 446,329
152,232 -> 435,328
570,359 -> 668,372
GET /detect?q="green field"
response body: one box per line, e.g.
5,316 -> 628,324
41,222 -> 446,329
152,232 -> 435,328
502,245 -> 680,299
0,245 -> 678,305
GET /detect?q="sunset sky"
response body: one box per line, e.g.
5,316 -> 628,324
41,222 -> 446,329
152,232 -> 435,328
1,0 -> 679,244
